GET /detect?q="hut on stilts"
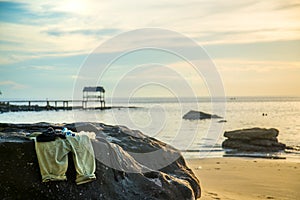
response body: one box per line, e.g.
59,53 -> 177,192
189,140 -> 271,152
82,86 -> 105,109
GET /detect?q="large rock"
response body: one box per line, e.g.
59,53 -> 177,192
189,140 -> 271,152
0,122 -> 200,200
183,110 -> 222,120
224,128 -> 279,140
222,128 -> 286,152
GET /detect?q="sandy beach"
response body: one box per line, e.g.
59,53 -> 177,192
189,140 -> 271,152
186,158 -> 300,200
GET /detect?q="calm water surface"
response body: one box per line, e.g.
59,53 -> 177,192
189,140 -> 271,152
1,97 -> 299,159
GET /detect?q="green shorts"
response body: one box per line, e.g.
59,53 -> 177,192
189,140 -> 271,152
35,135 -> 96,185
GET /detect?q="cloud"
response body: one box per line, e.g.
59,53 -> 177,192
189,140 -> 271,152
44,28 -> 121,37
0,1 -> 30,24
1,0 -> 299,57
0,1 -> 69,25
204,39 -> 300,61
0,22 -> 98,64
1,0 -> 300,70
274,1 -> 300,10
215,59 -> 300,73
0,80 -> 27,89
70,75 -> 94,80
19,65 -> 57,71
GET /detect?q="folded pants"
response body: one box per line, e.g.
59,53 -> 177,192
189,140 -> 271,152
35,135 -> 96,185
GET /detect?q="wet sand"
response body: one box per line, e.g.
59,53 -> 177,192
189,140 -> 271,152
186,158 -> 300,200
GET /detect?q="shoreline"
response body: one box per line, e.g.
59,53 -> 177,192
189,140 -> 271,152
186,157 -> 300,200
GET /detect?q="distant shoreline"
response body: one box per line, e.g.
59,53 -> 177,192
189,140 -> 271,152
0,102 -> 140,113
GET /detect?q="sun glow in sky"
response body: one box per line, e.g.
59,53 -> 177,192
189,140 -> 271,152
0,0 -> 300,99
58,0 -> 87,14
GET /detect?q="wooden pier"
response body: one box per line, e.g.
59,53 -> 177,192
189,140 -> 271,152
0,86 -> 106,112
0,99 -> 106,110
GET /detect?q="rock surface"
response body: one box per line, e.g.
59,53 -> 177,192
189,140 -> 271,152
222,128 -> 286,152
183,110 -> 222,120
0,122 -> 200,200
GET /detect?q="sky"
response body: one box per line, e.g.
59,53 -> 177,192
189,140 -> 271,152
0,0 -> 300,99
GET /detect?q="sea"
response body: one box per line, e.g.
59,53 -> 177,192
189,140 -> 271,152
1,96 -> 299,160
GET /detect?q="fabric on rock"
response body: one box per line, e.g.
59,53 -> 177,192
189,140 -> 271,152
35,135 -> 96,185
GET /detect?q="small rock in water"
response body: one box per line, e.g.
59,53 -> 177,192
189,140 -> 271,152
183,110 -> 222,120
